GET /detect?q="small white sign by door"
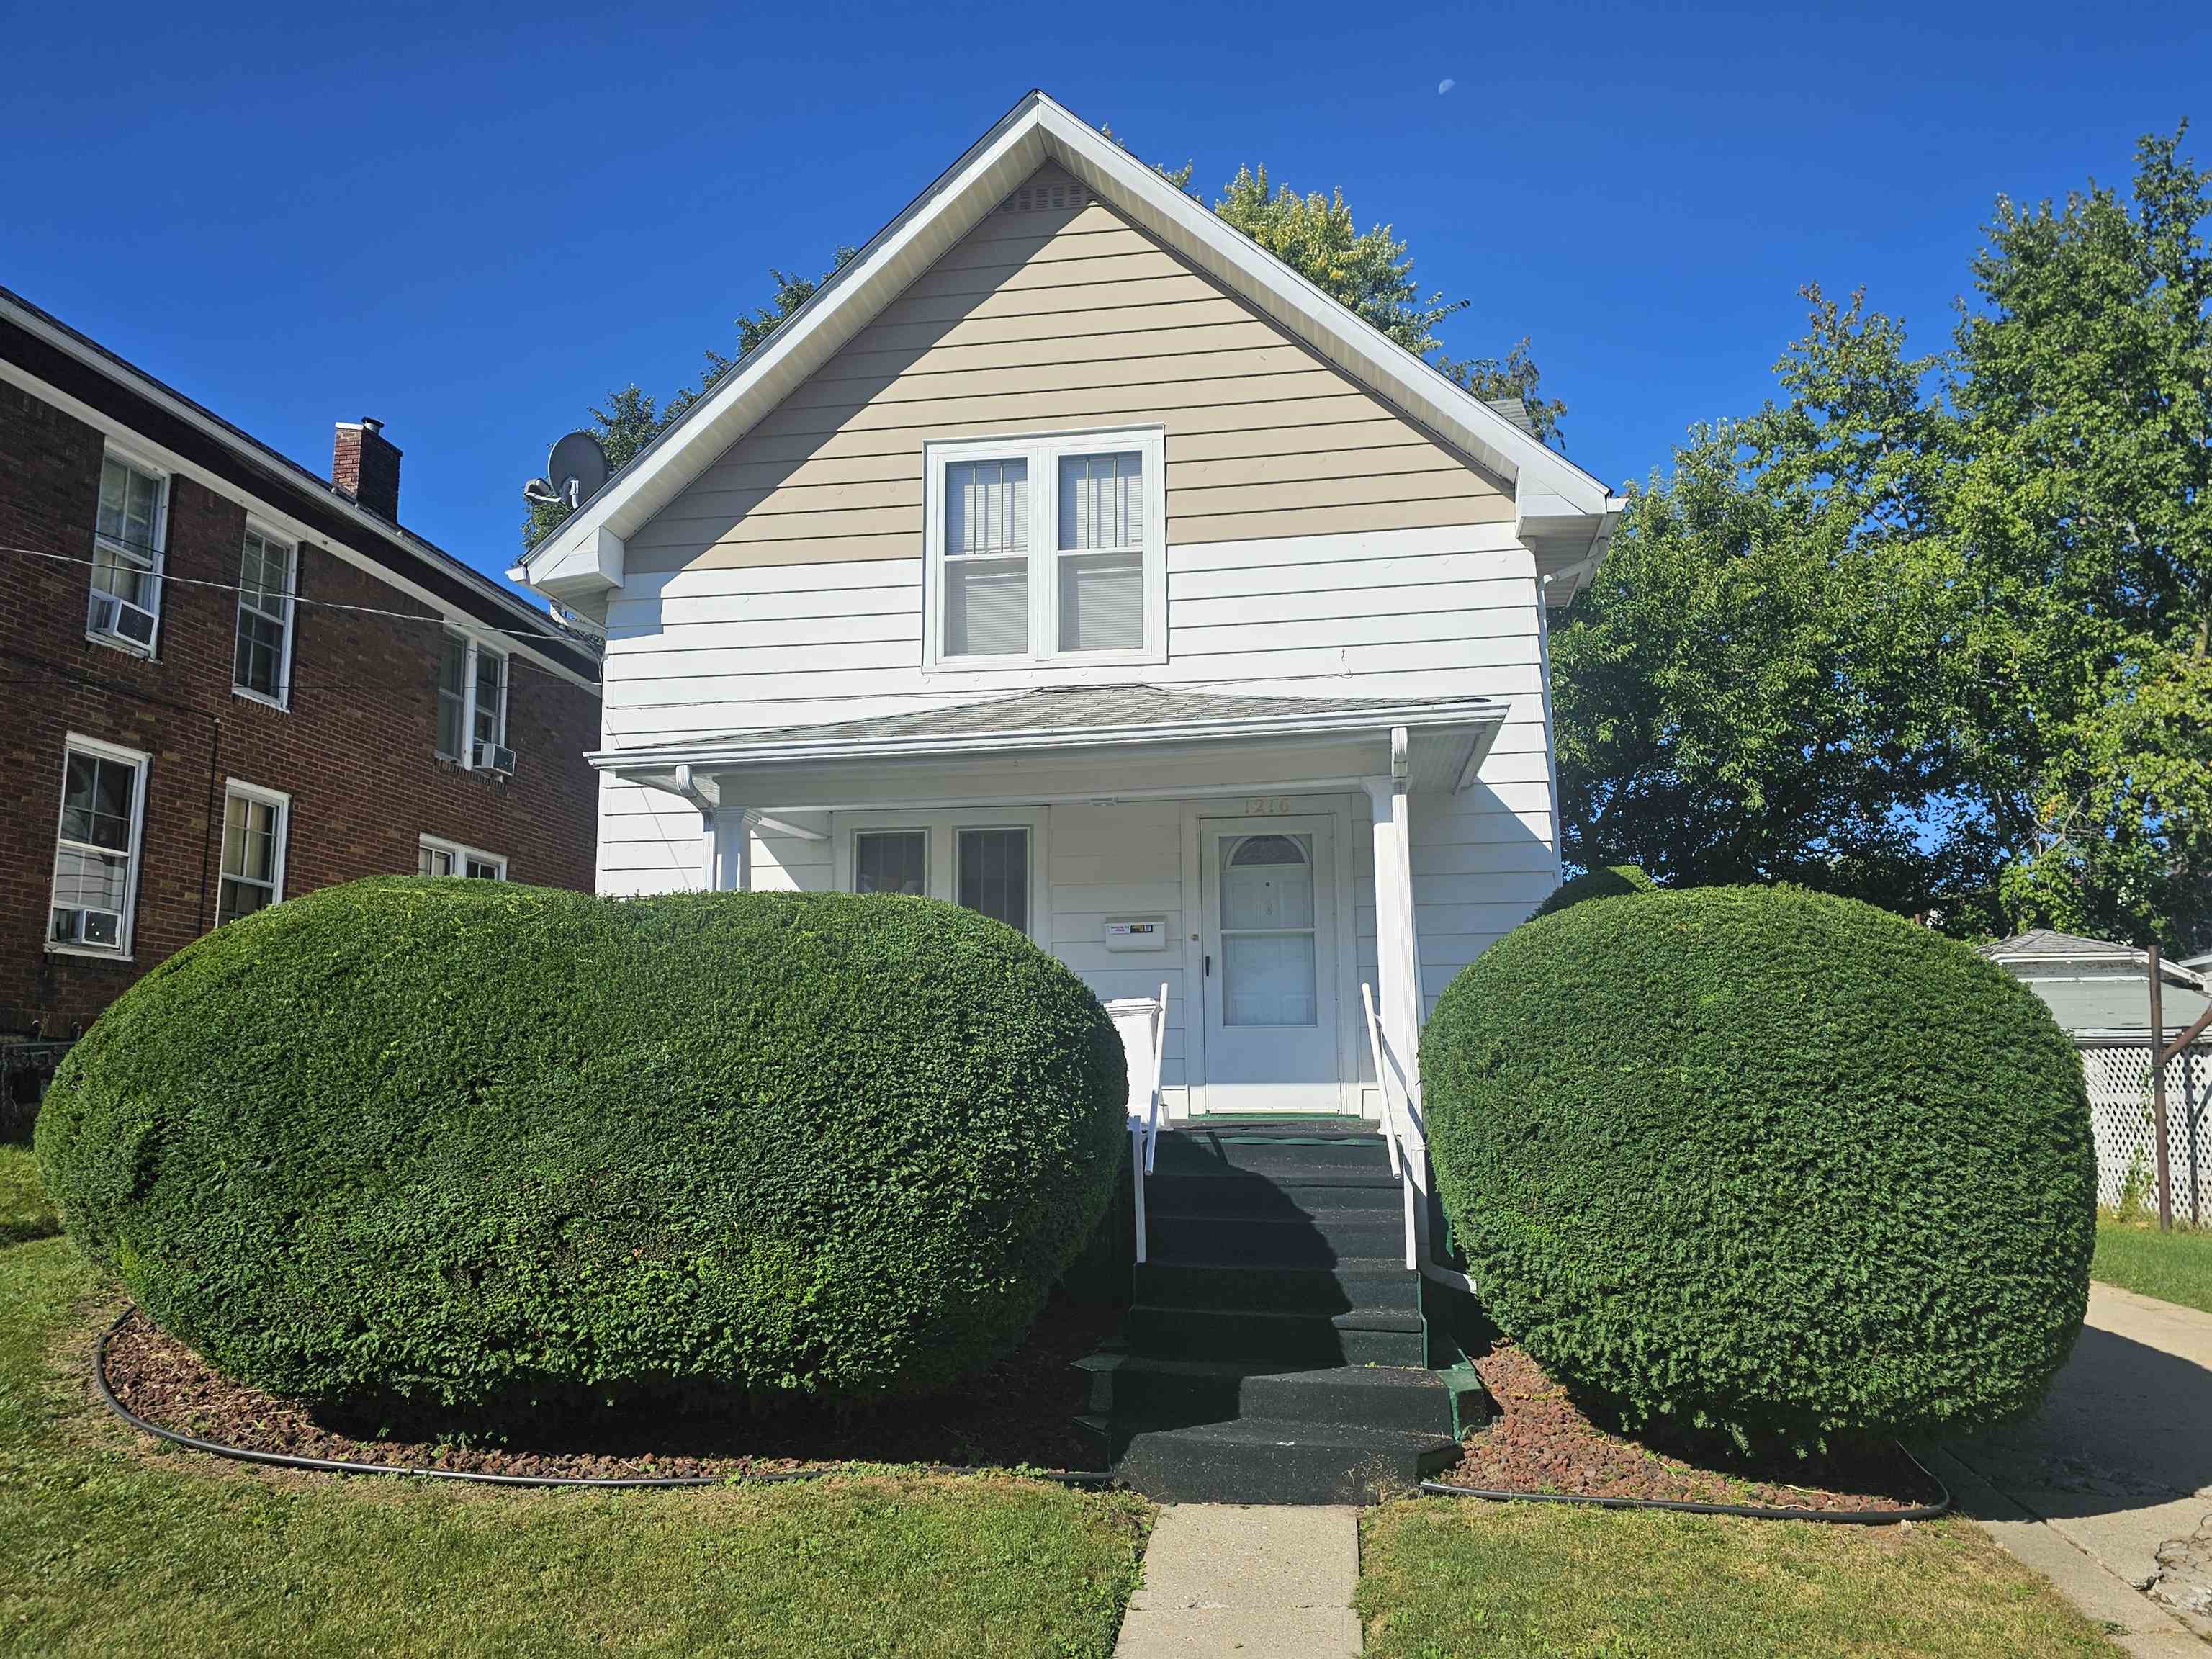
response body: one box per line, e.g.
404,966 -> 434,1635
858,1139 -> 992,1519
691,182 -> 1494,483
1197,815 -> 1341,1112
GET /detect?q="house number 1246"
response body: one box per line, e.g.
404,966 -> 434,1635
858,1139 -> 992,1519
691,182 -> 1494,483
1242,796 -> 1294,816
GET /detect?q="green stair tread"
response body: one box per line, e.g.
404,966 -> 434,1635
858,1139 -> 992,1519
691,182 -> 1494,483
1126,1302 -> 1424,1333
1079,1411 -> 1455,1452
1076,1353 -> 1446,1391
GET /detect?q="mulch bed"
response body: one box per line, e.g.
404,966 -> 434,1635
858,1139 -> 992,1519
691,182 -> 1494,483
99,1293 -> 1121,1482
1434,1343 -> 1944,1514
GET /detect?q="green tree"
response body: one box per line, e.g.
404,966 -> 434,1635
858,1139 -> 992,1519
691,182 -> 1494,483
1942,128 -> 2212,951
1551,289 -> 1977,914
523,254 -> 853,548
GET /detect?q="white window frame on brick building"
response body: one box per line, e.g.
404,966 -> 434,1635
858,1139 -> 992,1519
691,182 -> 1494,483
418,833 -> 505,880
87,444 -> 168,656
231,521 -> 297,709
436,631 -> 512,770
216,779 -> 289,927
47,734 -> 150,958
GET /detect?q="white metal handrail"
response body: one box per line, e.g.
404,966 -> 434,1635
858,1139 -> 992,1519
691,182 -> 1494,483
1361,981 -> 1419,1272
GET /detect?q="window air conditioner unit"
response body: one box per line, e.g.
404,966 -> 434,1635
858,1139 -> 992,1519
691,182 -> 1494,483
57,907 -> 122,948
475,741 -> 516,775
90,590 -> 158,649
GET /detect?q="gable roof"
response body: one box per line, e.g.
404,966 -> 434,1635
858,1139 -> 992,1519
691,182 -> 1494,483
1981,929 -> 2206,989
518,90 -> 1621,608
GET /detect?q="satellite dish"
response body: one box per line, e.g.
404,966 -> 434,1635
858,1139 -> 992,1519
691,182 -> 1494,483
523,431 -> 610,511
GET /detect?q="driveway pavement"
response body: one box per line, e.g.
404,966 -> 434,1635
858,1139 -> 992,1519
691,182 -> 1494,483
1944,1282 -> 2212,1653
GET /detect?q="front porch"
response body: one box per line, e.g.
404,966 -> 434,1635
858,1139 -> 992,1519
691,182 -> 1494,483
596,685 -> 1528,1153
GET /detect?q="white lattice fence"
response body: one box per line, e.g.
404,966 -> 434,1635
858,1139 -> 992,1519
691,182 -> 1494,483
2083,1041 -> 2212,1216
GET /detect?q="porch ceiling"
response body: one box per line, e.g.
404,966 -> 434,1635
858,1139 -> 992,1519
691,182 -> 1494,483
593,684 -> 1506,812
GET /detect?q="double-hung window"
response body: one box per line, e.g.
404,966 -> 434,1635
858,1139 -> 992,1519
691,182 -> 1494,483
233,526 -> 296,705
418,835 -> 505,880
922,427 -> 1166,670
436,634 -> 511,769
89,451 -> 167,653
217,781 -> 289,925
48,736 -> 149,956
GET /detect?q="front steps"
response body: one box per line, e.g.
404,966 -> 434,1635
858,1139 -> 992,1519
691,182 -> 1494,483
1075,1122 -> 1463,1503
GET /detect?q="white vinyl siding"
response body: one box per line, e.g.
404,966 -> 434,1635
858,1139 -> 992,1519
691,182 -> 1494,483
88,451 -> 166,652
48,735 -> 150,956
233,526 -> 295,704
217,781 -> 289,925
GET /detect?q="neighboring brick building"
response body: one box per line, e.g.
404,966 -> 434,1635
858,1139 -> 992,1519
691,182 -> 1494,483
0,285 -> 603,1037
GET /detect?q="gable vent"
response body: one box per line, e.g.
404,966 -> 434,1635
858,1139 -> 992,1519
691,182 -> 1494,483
999,181 -> 1094,214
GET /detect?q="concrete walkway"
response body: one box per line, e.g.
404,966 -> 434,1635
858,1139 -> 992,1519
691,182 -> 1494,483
1115,1503 -> 1361,1657
1945,1282 -> 2212,1655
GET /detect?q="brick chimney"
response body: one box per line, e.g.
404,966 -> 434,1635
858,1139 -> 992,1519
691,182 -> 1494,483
331,418 -> 402,519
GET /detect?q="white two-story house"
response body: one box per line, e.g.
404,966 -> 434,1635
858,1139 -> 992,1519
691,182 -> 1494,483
517,90 -> 1619,1136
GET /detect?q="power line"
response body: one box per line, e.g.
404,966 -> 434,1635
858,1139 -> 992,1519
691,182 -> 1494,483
0,542 -> 604,652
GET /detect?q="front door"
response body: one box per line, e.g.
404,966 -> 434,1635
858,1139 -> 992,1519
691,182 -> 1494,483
1199,816 -> 1341,1112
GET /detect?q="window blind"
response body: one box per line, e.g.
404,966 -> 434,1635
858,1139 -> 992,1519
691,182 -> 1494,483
944,459 -> 1030,657
1057,453 -> 1144,652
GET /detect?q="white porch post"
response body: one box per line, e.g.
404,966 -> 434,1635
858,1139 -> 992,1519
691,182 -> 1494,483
709,803 -> 751,892
1364,725 -> 1430,1254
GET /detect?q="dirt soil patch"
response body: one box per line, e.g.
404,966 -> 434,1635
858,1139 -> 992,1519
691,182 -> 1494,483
100,1294 -> 1120,1482
1436,1343 -> 1944,1513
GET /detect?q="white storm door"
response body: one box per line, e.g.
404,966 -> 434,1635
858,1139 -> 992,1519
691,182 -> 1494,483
1200,817 -> 1341,1111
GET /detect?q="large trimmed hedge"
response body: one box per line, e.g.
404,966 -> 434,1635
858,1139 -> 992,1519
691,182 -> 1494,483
37,879 -> 1126,1416
1424,885 -> 2095,1447
1527,864 -> 1655,922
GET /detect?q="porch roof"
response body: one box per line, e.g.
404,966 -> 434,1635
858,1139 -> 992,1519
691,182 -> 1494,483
594,684 -> 1509,806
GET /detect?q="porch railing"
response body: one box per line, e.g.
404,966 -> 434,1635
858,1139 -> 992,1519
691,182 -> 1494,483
1107,985 -> 1171,1264
1361,981 -> 1420,1272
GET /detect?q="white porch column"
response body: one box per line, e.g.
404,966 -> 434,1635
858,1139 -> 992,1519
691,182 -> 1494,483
709,803 -> 752,892
1364,724 -> 1430,1251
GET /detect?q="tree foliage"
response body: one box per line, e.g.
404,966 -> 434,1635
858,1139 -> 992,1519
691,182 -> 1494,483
1555,127 -> 2212,951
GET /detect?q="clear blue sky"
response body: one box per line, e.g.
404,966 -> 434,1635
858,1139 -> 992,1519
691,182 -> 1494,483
6,1 -> 2207,592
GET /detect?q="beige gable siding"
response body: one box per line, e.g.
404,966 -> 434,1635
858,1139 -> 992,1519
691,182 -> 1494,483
627,166 -> 1510,575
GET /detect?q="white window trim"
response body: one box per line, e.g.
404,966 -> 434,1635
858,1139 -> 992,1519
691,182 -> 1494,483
921,425 -> 1167,673
217,778 -> 291,925
87,442 -> 170,659
230,519 -> 298,710
438,633 -> 511,768
831,807 -> 1049,944
46,732 -> 151,961
418,832 -> 507,880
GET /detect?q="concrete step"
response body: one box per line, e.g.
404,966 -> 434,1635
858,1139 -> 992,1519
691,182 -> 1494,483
1118,1302 -> 1428,1368
1076,1411 -> 1458,1505
1151,1132 -> 1393,1181
1132,1256 -> 1416,1317
1148,1211 -> 1406,1268
1076,1354 -> 1450,1436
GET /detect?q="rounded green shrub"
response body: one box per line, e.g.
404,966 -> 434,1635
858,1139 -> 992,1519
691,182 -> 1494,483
1424,885 -> 2095,1447
37,878 -> 1125,1416
1527,863 -> 1655,922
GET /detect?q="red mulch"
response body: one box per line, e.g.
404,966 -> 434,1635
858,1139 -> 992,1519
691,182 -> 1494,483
1434,1344 -> 1944,1514
99,1295 -> 1120,1483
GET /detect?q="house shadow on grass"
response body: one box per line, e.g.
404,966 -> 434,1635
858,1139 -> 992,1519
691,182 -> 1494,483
1943,1321 -> 2212,1520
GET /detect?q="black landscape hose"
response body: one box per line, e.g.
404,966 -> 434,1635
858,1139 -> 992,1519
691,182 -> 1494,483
1418,1445 -> 1950,1525
94,1310 -> 1115,1492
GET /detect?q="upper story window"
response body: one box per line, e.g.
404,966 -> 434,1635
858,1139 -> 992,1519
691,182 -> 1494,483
233,526 -> 296,706
922,427 -> 1166,670
89,451 -> 167,654
217,780 -> 289,926
435,633 -> 513,772
48,734 -> 150,957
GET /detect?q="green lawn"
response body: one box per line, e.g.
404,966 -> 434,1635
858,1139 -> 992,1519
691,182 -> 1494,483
1358,1497 -> 2121,1658
2092,1216 -> 2212,1314
0,1141 -> 57,1246
0,1144 -> 1151,1658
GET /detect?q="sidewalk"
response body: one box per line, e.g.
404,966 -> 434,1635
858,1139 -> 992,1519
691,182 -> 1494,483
1113,1503 -> 1361,1657
1946,1282 -> 2212,1655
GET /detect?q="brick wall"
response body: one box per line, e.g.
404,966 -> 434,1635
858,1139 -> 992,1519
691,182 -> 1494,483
0,379 -> 601,1034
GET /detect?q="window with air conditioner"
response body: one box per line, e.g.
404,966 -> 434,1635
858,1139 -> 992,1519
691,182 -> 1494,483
216,781 -> 288,926
232,526 -> 296,706
88,452 -> 166,654
48,736 -> 148,956
922,427 -> 1165,670
435,634 -> 514,771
